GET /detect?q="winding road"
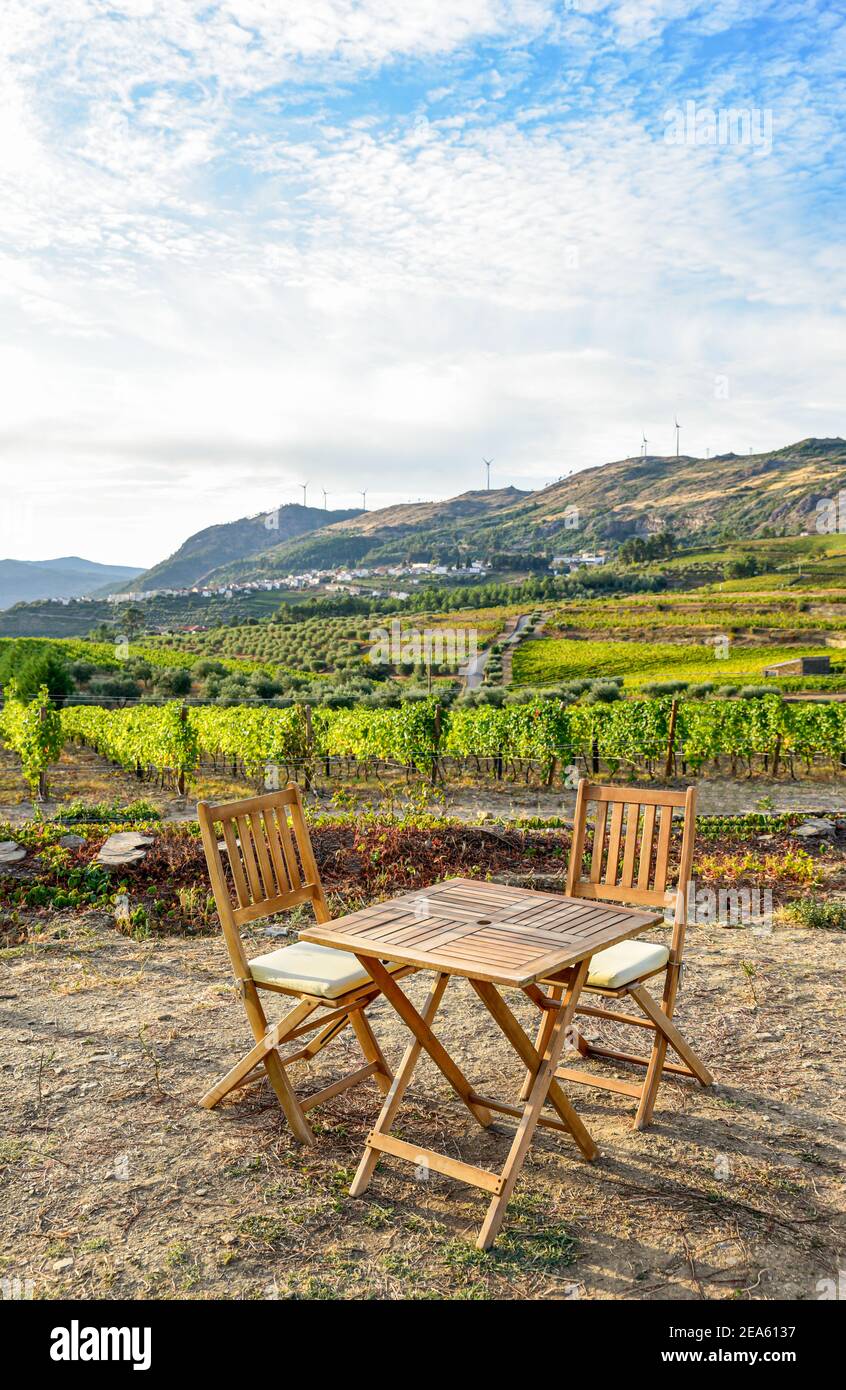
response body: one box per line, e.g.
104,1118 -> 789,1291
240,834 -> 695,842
462,613 -> 532,690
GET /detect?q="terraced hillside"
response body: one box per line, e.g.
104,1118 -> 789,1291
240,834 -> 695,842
124,438 -> 846,593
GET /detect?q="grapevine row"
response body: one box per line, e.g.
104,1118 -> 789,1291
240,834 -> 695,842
41,695 -> 846,790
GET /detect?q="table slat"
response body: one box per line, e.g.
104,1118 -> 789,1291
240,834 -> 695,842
300,877 -> 661,987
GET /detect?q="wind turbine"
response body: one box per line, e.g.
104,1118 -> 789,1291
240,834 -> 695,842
300,481 -> 309,508
641,433 -> 648,459
674,417 -> 681,458
322,488 -> 329,510
483,457 -> 493,491
361,489 -> 367,511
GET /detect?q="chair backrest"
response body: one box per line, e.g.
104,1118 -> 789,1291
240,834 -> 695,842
198,785 -> 329,982
567,780 -> 697,961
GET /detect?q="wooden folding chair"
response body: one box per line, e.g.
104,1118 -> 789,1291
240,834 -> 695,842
523,780 -> 713,1129
197,785 -> 406,1145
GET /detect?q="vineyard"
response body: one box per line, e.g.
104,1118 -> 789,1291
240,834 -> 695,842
542,593 -> 846,635
512,636 -> 846,690
5,692 -> 846,799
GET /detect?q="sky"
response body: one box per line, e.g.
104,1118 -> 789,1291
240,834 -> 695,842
1,1 -> 844,566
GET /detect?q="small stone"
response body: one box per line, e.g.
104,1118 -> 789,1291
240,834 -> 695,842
58,833 -> 86,849
793,818 -> 836,838
52,1258 -> 73,1272
96,832 -> 154,866
0,840 -> 26,864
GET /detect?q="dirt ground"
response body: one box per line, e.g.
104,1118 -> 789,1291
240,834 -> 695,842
2,911 -> 843,1301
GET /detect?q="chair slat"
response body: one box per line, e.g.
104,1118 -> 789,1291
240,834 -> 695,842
248,811 -> 278,900
653,805 -> 673,894
638,804 -> 657,890
621,805 -> 640,888
273,805 -> 303,889
584,784 -> 688,806
221,818 -> 251,908
566,779 -> 590,896
265,809 -> 293,893
590,802 -> 609,883
604,802 -> 624,887
236,815 -> 263,902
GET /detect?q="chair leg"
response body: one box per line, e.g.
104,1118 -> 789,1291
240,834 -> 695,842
627,984 -> 713,1086
634,1033 -> 667,1130
200,995 -> 317,1110
542,978 -> 713,1128
628,981 -> 712,1130
571,1023 -> 593,1058
348,1007 -> 394,1097
241,981 -> 316,1145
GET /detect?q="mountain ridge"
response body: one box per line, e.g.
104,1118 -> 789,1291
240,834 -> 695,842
126,503 -> 362,593
126,437 -> 846,591
0,557 -> 143,611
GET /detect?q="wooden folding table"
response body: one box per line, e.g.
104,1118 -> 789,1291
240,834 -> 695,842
299,877 -> 660,1249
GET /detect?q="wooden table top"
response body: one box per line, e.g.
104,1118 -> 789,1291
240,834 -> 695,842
299,877 -> 662,988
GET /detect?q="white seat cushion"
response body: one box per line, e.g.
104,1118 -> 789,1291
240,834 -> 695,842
586,939 -> 669,990
249,941 -> 401,1000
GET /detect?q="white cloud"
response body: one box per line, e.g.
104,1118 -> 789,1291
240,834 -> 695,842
0,1 -> 843,563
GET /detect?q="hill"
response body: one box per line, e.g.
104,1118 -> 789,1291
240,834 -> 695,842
5,437 -> 846,637
134,439 -> 846,589
194,487 -> 533,583
127,503 -> 362,592
511,437 -> 846,546
0,557 -> 143,611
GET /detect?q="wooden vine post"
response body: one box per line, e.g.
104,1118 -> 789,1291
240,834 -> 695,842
303,703 -> 315,791
664,698 -> 679,780
431,703 -> 442,785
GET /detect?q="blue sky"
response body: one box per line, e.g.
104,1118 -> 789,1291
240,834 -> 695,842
0,1 -> 844,564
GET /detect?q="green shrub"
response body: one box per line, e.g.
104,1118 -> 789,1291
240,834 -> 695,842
52,798 -> 162,825
0,646 -> 74,703
737,685 -> 781,700
153,667 -> 192,696
584,680 -> 622,704
642,680 -> 689,696
784,898 -> 846,931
